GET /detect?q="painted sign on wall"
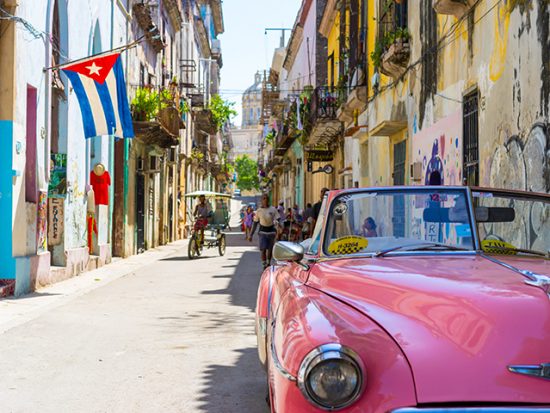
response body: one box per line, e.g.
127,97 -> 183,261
412,110 -> 462,186
48,153 -> 67,198
48,198 -> 64,246
37,192 -> 48,252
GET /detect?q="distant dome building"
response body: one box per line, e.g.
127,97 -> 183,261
241,72 -> 263,128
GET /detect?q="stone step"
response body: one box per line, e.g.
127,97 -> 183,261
87,256 -> 100,272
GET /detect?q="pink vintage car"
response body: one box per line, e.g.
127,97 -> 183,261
256,186 -> 550,412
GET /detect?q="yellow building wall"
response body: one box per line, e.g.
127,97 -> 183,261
327,12 -> 340,88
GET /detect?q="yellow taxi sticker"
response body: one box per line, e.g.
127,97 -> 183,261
328,236 -> 369,255
481,239 -> 517,255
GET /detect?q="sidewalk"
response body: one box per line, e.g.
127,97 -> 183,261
0,240 -> 187,335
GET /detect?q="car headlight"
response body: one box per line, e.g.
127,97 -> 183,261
297,343 -> 364,411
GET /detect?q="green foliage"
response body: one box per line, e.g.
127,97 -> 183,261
131,87 -> 174,121
190,148 -> 204,161
208,94 -> 238,131
234,155 -> 259,191
370,27 -> 411,70
264,130 -> 276,146
180,100 -> 190,114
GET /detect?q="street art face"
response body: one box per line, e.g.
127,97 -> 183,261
413,110 -> 462,186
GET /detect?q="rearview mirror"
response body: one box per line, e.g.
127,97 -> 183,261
273,241 -> 304,262
475,207 -> 515,223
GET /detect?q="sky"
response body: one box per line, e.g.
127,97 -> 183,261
218,0 -> 300,126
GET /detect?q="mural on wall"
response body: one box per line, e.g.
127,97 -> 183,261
48,153 -> 67,198
413,110 -> 462,186
37,192 -> 48,253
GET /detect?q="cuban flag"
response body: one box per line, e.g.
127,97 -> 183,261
62,52 -> 134,139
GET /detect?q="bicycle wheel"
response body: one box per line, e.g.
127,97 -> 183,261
218,234 -> 226,256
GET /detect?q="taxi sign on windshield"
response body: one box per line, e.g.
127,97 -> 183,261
481,239 -> 517,255
328,236 -> 369,255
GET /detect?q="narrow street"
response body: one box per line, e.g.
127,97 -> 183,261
0,200 -> 268,413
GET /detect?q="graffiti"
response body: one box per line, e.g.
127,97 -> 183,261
37,192 -> 47,252
484,123 -> 550,250
488,123 -> 549,192
48,198 -> 64,246
413,110 -> 462,186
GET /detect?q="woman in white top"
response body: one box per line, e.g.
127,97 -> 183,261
249,194 -> 278,269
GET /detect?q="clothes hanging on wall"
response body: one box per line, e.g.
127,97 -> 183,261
90,168 -> 111,205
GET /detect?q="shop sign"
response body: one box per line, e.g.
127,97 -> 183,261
306,150 -> 334,162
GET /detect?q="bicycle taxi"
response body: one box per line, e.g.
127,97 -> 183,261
185,190 -> 231,259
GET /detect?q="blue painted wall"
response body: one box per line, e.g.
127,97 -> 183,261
0,121 -> 15,279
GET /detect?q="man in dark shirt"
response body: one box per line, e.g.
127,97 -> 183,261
312,187 -> 329,221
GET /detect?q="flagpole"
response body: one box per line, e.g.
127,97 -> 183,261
43,35 -> 146,72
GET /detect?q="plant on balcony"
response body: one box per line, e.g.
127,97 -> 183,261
131,87 -> 175,122
190,148 -> 204,162
370,26 -> 411,72
208,94 -> 238,132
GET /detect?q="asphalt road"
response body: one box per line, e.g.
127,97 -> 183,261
0,201 -> 269,413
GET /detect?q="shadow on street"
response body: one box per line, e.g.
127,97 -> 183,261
196,347 -> 269,413
201,250 -> 260,312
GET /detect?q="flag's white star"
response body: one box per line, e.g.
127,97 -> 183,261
86,62 -> 102,76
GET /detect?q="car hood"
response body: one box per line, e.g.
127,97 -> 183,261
307,255 -> 550,404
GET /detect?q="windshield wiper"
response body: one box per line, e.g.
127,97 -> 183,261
374,242 -> 468,258
481,245 -> 549,258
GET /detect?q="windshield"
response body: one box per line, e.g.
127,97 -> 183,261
323,189 -> 475,256
474,191 -> 550,255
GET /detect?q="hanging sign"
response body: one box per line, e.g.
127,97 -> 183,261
306,150 -> 334,162
48,198 -> 64,246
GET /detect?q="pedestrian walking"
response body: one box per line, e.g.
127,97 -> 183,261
249,194 -> 278,269
244,206 -> 255,240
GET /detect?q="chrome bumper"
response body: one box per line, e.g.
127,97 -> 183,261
393,409 -> 550,412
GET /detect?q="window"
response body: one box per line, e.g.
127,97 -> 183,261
463,90 -> 479,186
378,0 -> 408,43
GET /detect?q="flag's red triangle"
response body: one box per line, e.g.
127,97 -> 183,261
62,53 -> 121,84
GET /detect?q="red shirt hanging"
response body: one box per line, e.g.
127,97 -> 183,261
90,170 -> 111,205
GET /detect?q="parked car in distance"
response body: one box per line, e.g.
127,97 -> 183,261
233,189 -> 241,197
256,186 -> 550,412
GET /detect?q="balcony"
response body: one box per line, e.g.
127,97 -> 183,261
433,0 -> 475,18
380,38 -> 410,79
307,87 -> 344,147
192,108 -> 218,135
131,86 -> 182,148
132,3 -> 165,53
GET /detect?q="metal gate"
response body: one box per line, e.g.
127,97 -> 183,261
463,91 -> 479,186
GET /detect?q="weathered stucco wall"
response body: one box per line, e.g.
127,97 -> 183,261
409,0 -> 550,192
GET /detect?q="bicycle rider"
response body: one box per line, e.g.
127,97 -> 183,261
194,194 -> 212,245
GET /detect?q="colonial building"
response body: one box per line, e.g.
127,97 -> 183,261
0,0 -> 226,297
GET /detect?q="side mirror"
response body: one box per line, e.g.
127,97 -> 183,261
273,241 -> 304,262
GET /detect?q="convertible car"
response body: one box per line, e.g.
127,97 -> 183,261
255,186 -> 550,412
